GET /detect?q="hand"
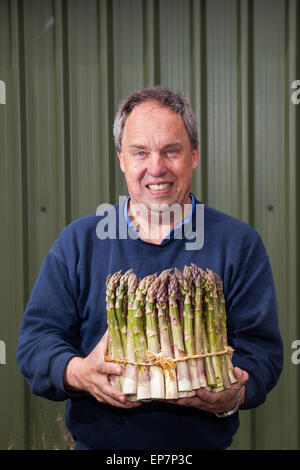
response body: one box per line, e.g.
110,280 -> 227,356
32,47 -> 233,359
167,367 -> 248,414
63,330 -> 141,409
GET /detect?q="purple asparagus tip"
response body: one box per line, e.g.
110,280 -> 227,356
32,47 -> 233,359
156,280 -> 168,304
168,273 -> 178,297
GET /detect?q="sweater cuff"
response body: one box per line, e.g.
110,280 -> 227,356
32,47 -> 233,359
50,352 -> 86,399
239,374 -> 264,410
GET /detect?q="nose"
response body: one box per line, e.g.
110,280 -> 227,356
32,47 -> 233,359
146,152 -> 167,177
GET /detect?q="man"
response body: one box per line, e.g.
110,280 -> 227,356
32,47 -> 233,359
16,86 -> 283,450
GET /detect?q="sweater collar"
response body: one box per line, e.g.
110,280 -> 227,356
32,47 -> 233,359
123,193 -> 196,245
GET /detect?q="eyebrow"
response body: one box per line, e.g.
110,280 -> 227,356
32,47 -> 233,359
162,142 -> 183,150
128,144 -> 148,151
128,142 -> 183,151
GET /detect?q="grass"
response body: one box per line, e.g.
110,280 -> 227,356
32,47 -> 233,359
7,407 -> 75,450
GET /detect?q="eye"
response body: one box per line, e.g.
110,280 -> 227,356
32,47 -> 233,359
166,149 -> 176,156
137,151 -> 146,157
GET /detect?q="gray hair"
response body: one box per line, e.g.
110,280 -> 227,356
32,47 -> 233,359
113,85 -> 199,152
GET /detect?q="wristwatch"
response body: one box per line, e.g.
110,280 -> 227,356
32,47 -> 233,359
214,390 -> 242,418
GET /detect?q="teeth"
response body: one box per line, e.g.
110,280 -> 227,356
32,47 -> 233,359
148,183 -> 171,190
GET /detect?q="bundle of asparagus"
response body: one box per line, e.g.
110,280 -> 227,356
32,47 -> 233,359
105,264 -> 237,401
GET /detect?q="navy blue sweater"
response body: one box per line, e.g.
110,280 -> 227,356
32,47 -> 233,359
16,197 -> 283,450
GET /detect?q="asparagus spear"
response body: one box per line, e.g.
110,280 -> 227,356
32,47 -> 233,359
156,277 -> 178,399
174,268 -> 185,331
145,276 -> 165,399
214,273 -> 237,385
174,268 -> 196,396
174,276 -> 196,396
181,266 -> 201,390
106,271 -> 123,388
106,270 -> 123,358
190,263 -> 210,388
168,274 -> 192,392
208,270 -> 232,389
132,276 -> 152,400
157,268 -> 174,365
122,272 -> 138,395
115,269 -> 133,356
108,331 -> 121,391
203,270 -> 224,391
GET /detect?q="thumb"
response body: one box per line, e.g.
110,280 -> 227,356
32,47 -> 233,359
234,366 -> 249,385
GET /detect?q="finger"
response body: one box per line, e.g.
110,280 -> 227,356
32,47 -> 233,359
171,398 -> 191,406
233,367 -> 249,386
101,382 -> 130,404
195,388 -> 218,404
175,398 -> 197,407
167,397 -> 213,412
92,380 -> 142,408
166,397 -> 201,407
95,389 -> 140,408
100,382 -> 142,409
98,361 -> 123,376
102,393 -> 142,409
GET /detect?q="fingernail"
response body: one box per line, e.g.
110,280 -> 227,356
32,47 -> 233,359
235,367 -> 242,378
119,395 -> 126,403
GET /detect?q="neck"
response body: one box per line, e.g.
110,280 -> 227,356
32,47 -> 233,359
127,196 -> 192,245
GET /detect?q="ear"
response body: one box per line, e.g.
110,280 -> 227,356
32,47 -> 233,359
118,151 -> 125,173
192,146 -> 199,170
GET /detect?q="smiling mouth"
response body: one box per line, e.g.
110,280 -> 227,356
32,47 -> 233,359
147,183 -> 173,191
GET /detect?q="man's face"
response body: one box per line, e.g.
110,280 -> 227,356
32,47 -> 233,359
118,101 -> 199,213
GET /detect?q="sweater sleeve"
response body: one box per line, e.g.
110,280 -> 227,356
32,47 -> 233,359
225,252 -> 284,410
16,249 -> 85,401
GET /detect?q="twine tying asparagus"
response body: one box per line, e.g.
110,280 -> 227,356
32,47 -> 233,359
105,345 -> 234,380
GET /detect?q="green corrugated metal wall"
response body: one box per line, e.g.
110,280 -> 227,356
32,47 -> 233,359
0,0 -> 299,450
